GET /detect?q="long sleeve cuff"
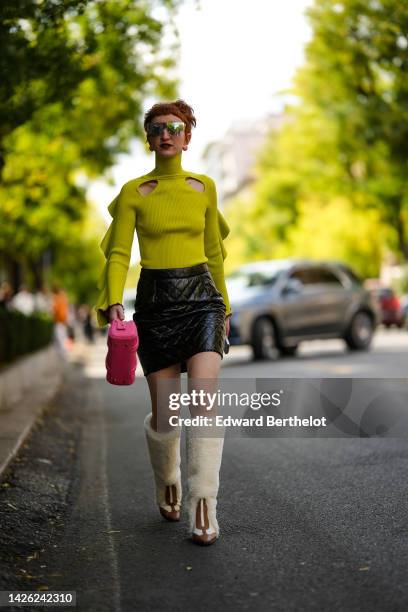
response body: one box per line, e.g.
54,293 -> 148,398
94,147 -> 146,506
94,187 -> 136,327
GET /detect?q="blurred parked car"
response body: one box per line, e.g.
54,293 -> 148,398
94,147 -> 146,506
370,288 -> 404,328
401,294 -> 408,328
226,259 -> 381,360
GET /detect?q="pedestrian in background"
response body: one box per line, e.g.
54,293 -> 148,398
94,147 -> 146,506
0,281 -> 13,310
51,283 -> 69,359
78,304 -> 95,344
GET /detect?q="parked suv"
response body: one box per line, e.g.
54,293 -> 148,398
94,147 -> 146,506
226,259 -> 380,360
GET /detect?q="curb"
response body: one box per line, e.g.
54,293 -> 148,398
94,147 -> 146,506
0,341 -> 86,480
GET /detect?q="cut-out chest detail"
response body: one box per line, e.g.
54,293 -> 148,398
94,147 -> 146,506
136,176 -> 205,197
136,180 -> 207,238
137,180 -> 158,196
185,177 -> 205,192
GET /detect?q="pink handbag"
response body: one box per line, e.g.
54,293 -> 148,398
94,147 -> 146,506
106,319 -> 139,385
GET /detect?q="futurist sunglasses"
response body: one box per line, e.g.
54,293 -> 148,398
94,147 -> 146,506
147,121 -> 185,136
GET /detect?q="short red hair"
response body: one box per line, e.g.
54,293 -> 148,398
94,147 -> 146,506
144,99 -> 197,136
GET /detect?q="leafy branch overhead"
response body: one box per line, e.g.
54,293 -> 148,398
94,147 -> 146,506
0,0 -> 184,296
0,0 -> 182,173
228,0 -> 408,275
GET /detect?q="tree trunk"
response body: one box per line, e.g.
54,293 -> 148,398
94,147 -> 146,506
30,258 -> 43,291
8,259 -> 22,294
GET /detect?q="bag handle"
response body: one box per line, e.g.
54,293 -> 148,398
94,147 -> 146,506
114,320 -> 126,330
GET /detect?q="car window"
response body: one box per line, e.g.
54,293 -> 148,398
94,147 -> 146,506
378,288 -> 394,298
337,264 -> 361,284
309,267 -> 343,285
289,267 -> 343,286
288,268 -> 314,285
227,270 -> 279,289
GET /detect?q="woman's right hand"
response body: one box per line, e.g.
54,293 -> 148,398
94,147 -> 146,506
108,304 -> 125,322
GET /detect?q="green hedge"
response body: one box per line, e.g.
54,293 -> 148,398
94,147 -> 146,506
0,308 -> 54,366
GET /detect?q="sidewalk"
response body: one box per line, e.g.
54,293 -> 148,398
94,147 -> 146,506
0,334 -> 90,479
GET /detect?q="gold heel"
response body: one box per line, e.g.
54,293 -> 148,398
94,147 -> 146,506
144,413 -> 182,522
159,484 -> 181,522
191,498 -> 218,545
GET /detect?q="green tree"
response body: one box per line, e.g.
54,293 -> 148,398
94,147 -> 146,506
0,0 -> 186,298
296,0 -> 408,257
0,0 -> 182,173
227,0 -> 407,278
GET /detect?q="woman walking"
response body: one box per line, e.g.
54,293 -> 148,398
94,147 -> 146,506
95,99 -> 232,545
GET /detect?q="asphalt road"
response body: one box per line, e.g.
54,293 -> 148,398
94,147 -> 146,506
221,327 -> 408,378
1,328 -> 407,611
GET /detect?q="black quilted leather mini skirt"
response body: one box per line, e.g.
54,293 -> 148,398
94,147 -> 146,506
132,263 -> 226,376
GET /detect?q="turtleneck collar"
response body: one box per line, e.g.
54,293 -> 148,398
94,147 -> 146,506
147,151 -> 187,179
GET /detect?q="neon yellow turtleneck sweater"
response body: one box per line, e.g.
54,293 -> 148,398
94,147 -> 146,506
94,152 -> 232,327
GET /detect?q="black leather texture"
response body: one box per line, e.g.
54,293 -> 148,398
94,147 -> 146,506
132,263 -> 226,376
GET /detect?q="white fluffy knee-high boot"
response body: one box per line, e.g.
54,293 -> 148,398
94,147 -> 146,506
143,413 -> 182,521
185,425 -> 225,544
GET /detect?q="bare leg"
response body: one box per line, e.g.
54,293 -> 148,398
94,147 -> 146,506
186,351 -> 222,380
146,362 -> 181,431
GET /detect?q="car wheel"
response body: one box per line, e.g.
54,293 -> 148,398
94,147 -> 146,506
279,344 -> 299,357
344,311 -> 374,350
251,317 -> 279,361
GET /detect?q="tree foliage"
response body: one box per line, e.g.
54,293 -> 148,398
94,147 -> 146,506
227,0 -> 407,278
299,0 -> 408,256
0,0 -> 182,171
0,0 -> 184,300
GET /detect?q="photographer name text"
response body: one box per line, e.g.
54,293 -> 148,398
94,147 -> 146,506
168,415 -> 327,427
